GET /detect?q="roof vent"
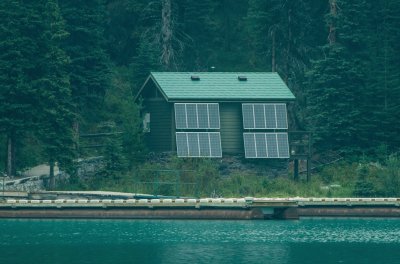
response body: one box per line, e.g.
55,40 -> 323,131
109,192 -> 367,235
191,75 -> 200,81
238,76 -> 247,81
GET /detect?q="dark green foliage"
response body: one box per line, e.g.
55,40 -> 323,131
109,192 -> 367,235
0,0 -> 74,176
97,136 -> 127,180
59,0 -> 111,123
105,67 -> 145,167
1,0 -> 400,192
36,0 -> 74,168
353,164 -> 376,197
0,1 -> 42,136
307,0 -> 369,152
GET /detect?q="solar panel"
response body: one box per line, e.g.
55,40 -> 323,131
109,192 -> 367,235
197,104 -> 209,128
242,103 -> 288,129
208,104 -> 220,129
266,133 -> 278,158
209,132 -> 222,157
174,103 -> 220,129
275,104 -> 288,129
254,104 -> 265,129
264,104 -> 276,128
198,132 -> 210,156
255,133 -> 267,157
176,132 -> 188,157
243,133 -> 256,158
186,104 -> 198,129
176,132 -> 222,158
174,104 -> 187,129
277,133 -> 290,158
243,133 -> 289,158
242,104 -> 254,129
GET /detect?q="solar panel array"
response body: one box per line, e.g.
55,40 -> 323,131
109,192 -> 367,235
242,103 -> 288,129
176,132 -> 222,157
175,103 -> 220,129
243,133 -> 289,158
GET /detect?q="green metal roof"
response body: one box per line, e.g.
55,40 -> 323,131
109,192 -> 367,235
144,72 -> 295,101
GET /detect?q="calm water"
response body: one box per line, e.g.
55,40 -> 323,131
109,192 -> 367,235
1,218 -> 400,264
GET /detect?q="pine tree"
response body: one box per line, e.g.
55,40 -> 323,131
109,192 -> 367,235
0,1 -> 45,176
35,0 -> 74,187
306,0 -> 370,152
365,0 -> 400,151
59,0 -> 111,125
180,0 -> 216,71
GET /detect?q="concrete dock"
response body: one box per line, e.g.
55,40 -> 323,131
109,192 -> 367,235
1,196 -> 400,219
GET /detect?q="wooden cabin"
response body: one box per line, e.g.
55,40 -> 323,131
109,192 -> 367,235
134,72 -> 295,158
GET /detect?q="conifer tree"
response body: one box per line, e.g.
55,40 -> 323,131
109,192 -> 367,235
0,1 -> 45,176
59,0 -> 111,125
35,0 -> 74,187
365,0 -> 400,151
306,0 -> 370,152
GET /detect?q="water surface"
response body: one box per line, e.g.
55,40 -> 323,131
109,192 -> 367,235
0,218 -> 399,264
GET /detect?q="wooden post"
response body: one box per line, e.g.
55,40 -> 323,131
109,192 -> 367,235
306,158 -> 311,182
49,160 -> 55,190
294,159 -> 299,181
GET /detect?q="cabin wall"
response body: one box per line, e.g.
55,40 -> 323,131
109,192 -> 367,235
220,103 -> 244,154
144,99 -> 174,152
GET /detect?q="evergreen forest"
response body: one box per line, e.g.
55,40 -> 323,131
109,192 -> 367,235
1,0 -> 400,197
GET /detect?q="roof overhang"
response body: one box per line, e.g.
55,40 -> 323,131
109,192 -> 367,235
134,74 -> 169,102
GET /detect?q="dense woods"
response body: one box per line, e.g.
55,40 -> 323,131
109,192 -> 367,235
1,0 -> 399,183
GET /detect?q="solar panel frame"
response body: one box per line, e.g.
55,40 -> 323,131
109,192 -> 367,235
242,103 -> 288,130
243,132 -> 289,159
174,103 -> 220,129
176,132 -> 222,158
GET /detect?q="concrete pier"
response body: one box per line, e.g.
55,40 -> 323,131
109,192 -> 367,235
0,196 -> 400,219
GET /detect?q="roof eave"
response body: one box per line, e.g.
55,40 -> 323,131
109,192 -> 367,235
134,73 -> 170,102
167,97 -> 296,103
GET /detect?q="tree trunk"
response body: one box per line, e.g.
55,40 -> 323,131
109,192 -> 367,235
73,120 -> 80,157
6,134 -> 16,178
285,8 -> 292,83
49,160 -> 55,190
161,0 -> 173,69
271,28 -> 276,72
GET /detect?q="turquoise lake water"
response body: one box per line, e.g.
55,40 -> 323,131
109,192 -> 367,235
1,218 -> 400,264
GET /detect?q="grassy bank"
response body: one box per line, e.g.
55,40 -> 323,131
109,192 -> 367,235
56,154 -> 400,198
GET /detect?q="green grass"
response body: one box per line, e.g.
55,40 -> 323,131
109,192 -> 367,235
56,154 -> 400,198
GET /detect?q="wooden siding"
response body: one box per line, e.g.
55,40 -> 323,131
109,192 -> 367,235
144,98 -> 174,152
220,103 -> 244,154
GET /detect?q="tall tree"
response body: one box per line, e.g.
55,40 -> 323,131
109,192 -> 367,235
306,0 -> 370,152
35,0 -> 74,187
59,0 -> 111,127
0,1 -> 44,176
365,0 -> 400,151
